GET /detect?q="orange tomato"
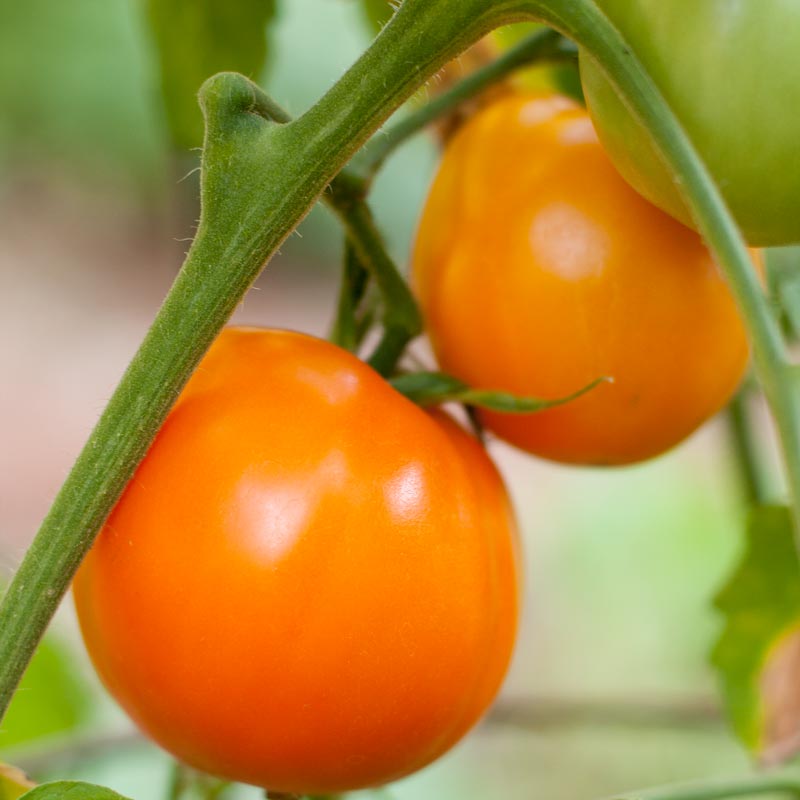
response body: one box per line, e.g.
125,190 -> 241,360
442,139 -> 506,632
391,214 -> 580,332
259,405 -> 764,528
73,327 -> 519,794
413,93 -> 755,466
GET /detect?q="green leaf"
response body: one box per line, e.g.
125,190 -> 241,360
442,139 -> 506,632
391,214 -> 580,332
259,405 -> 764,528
145,0 -> 277,149
712,505 -> 800,763
167,762 -> 231,800
19,784 -> 131,800
0,637 -> 89,749
0,764 -> 35,800
390,372 -> 607,412
359,0 -> 394,35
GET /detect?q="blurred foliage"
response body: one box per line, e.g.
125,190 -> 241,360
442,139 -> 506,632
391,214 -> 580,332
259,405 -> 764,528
712,506 -> 800,760
166,763 -> 231,800
359,0 -> 394,35
0,763 -> 35,800
145,0 -> 277,150
0,0 -> 163,187
767,247 -> 800,340
0,637 -> 88,750
18,783 -> 130,800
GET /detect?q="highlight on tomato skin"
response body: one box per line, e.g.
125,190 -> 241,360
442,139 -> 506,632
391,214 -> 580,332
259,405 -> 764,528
412,92 -> 758,467
72,326 -> 520,795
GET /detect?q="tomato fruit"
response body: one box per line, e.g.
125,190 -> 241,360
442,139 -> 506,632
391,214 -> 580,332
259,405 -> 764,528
412,94 -> 755,466
73,327 -> 519,794
579,1 -> 800,246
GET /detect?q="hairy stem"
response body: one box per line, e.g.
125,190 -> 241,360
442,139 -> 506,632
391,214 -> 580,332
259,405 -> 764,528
244,84 -> 421,374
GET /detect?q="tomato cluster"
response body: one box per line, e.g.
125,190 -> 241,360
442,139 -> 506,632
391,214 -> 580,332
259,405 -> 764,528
412,93 -> 756,465
75,11 -> 772,795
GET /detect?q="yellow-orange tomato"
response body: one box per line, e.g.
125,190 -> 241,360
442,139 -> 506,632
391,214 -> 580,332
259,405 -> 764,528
413,94 -> 755,466
73,327 -> 519,794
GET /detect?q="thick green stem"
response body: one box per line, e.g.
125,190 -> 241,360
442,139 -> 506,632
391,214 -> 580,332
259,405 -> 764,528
614,772 -> 800,800
352,26 -> 576,179
245,84 -> 422,375
287,0 -> 526,182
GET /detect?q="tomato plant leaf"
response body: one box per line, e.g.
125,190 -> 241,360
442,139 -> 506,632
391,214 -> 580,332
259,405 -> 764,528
18,783 -> 131,800
390,372 -> 606,412
145,0 -> 277,149
0,764 -> 35,800
0,636 -> 89,749
711,505 -> 800,764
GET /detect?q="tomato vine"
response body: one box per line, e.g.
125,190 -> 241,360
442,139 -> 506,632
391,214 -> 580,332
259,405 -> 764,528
1,2 -> 800,798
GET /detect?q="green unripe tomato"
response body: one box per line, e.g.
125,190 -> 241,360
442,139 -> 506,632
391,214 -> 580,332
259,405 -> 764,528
579,0 -> 800,246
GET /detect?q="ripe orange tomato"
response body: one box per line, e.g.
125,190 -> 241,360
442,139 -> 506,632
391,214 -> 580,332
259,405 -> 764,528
412,93 -> 756,466
73,327 -> 519,794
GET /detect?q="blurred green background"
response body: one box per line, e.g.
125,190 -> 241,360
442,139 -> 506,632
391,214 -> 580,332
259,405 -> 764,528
0,0 -> 775,797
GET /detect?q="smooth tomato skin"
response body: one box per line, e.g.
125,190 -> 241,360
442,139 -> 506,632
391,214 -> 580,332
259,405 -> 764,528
73,328 -> 519,794
413,94 -> 753,466
580,0 -> 800,246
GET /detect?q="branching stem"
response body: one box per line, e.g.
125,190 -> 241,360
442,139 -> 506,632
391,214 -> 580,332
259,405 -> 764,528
1,20 -> 800,800
351,25 -> 576,180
